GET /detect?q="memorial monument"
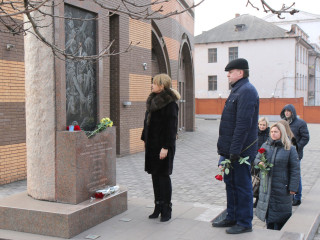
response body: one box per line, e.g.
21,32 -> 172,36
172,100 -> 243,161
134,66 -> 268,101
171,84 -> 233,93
0,2 -> 127,238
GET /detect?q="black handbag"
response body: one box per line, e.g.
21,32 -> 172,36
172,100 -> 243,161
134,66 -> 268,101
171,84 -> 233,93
252,174 -> 260,198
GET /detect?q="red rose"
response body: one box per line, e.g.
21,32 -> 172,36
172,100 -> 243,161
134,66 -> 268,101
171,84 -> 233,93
66,126 -> 69,130
258,148 -> 266,154
74,125 -> 81,131
215,174 -> 223,181
95,192 -> 104,199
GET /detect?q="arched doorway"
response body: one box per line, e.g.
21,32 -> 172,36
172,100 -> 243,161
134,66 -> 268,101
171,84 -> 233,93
178,34 -> 194,131
151,21 -> 170,77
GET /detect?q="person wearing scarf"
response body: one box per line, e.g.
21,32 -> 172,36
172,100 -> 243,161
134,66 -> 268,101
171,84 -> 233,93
141,74 -> 180,222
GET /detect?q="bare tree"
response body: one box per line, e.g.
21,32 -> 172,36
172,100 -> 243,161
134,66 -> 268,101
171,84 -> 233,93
0,0 -> 298,60
246,0 -> 299,19
0,0 -> 204,60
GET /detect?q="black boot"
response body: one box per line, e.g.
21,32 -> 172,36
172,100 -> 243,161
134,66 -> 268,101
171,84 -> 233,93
149,201 -> 162,219
160,203 -> 172,222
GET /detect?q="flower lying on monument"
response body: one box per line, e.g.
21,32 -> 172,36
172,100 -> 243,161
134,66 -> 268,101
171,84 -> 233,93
95,192 -> 104,199
93,185 -> 120,199
66,125 -> 81,131
74,125 -> 81,130
86,117 -> 113,138
66,121 -> 81,131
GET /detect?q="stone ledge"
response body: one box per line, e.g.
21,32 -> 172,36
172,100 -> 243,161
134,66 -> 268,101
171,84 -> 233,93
0,188 -> 127,239
281,178 -> 320,240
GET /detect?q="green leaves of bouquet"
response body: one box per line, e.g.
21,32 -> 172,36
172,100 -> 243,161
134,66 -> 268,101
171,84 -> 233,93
86,117 -> 113,138
220,156 -> 250,175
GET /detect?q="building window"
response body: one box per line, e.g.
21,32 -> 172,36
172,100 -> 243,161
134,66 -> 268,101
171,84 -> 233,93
208,75 -> 217,91
229,47 -> 238,61
208,48 -> 217,63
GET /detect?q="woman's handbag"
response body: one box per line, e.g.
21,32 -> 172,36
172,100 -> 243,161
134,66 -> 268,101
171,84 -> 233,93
252,174 -> 260,198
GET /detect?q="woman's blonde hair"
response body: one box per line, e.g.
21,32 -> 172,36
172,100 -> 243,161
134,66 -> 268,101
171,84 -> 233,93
153,74 -> 172,89
258,117 -> 269,127
270,122 -> 291,150
152,73 -> 181,100
278,119 -> 295,140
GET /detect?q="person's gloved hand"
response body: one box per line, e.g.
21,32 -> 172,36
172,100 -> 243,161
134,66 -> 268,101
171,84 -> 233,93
229,154 -> 240,162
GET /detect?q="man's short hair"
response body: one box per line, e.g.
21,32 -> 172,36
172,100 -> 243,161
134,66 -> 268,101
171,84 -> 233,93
243,69 -> 249,78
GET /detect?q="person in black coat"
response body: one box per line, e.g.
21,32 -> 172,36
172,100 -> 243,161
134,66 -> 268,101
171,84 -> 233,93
213,58 -> 259,234
280,104 -> 309,206
253,117 -> 270,207
255,122 -> 300,230
141,74 -> 180,222
258,117 -> 270,149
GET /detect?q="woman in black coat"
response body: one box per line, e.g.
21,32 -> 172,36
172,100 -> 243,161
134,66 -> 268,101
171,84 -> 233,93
141,74 -> 180,222
258,117 -> 270,149
255,122 -> 300,230
253,117 -> 270,207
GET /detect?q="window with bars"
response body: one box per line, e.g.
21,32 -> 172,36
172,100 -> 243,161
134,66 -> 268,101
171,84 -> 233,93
208,75 -> 217,91
208,48 -> 217,63
229,47 -> 238,61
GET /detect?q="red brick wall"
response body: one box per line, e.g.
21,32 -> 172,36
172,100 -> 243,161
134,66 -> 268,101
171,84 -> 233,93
0,25 -> 27,184
195,97 -> 320,123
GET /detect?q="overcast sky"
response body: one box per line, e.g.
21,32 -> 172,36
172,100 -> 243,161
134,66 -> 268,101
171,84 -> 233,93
194,0 -> 320,36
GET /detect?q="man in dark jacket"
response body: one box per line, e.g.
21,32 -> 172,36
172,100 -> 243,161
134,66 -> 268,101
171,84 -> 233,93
213,58 -> 259,234
280,104 -> 310,206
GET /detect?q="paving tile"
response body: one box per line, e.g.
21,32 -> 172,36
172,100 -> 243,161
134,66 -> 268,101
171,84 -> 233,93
1,118 -> 320,239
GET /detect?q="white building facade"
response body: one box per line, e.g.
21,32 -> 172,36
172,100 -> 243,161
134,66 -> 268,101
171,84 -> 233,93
264,11 -> 320,46
264,12 -> 320,105
195,14 -> 315,105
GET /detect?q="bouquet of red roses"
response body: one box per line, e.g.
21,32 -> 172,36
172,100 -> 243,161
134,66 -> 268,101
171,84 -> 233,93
255,148 -> 273,192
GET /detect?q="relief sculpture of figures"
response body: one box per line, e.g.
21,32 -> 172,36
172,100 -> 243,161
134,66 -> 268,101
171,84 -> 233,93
65,5 -> 97,131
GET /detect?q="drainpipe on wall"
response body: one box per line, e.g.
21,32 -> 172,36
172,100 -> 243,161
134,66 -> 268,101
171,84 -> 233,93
295,37 -> 301,98
315,55 -> 320,105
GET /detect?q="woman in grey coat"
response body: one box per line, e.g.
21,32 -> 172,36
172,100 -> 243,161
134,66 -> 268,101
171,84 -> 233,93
255,122 -> 300,230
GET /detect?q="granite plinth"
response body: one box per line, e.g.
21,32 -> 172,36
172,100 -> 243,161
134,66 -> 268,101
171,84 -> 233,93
56,127 -> 116,204
0,189 -> 127,239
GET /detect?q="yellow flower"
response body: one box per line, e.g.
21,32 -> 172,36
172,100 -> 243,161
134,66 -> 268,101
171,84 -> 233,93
100,117 -> 111,124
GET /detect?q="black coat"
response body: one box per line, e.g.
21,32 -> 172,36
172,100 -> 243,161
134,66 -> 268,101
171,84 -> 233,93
141,89 -> 179,175
255,139 -> 300,223
217,78 -> 259,158
258,127 -> 270,149
280,104 -> 309,160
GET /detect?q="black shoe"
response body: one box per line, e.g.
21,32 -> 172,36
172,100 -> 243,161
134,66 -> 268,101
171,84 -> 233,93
149,201 -> 162,219
292,199 -> 301,206
212,219 -> 236,228
226,224 -> 253,234
160,203 -> 172,222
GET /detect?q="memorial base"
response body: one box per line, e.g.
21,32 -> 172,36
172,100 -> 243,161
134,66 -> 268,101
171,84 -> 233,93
0,188 -> 127,239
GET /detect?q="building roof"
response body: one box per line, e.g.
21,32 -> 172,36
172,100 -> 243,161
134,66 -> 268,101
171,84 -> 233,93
195,14 -> 289,44
263,11 -> 320,23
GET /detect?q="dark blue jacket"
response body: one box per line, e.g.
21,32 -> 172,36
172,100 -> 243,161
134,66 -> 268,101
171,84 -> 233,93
217,78 -> 259,158
280,104 -> 309,160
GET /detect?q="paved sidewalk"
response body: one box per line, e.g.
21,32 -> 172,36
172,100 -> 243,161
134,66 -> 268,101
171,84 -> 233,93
1,118 -> 320,239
